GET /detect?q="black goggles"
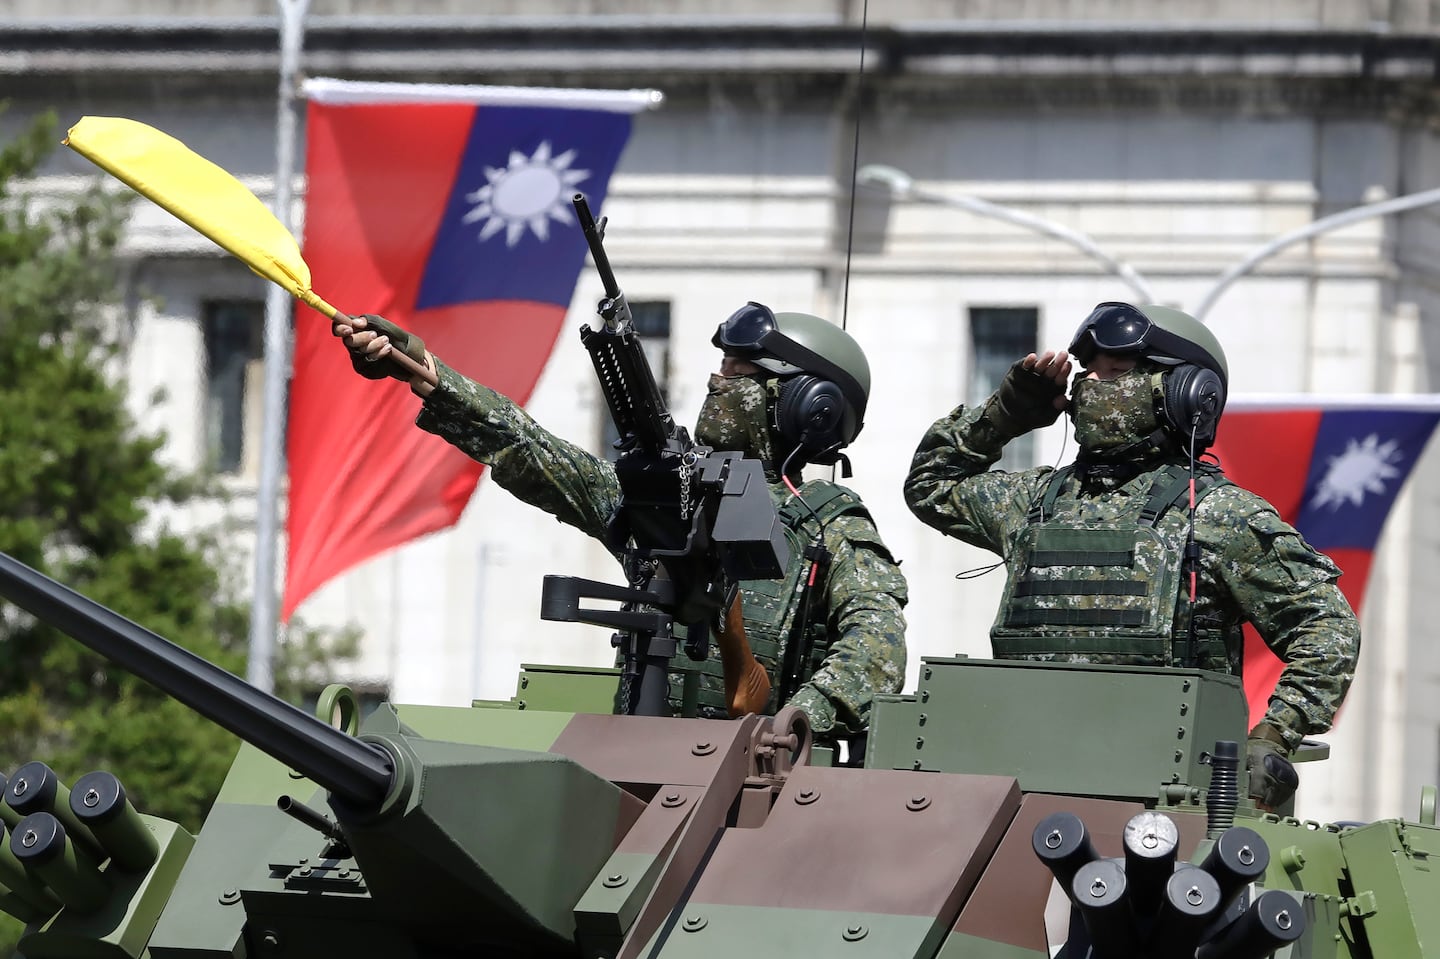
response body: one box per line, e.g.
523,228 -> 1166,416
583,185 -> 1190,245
1068,302 -> 1154,362
712,301 -> 778,356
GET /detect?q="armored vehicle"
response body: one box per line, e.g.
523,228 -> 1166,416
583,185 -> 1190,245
28,116 -> 1436,958
0,549 -> 1436,959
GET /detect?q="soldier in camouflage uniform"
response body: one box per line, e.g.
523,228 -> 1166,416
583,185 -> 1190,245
904,302 -> 1359,808
334,302 -> 907,743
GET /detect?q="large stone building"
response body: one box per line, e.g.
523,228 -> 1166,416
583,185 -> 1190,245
7,0 -> 1440,824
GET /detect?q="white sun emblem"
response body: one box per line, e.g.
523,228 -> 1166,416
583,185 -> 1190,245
1311,433 -> 1404,510
461,141 -> 591,247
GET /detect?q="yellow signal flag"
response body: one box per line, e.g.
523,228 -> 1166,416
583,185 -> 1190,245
63,115 -> 336,319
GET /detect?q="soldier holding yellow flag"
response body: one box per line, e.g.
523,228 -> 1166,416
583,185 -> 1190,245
61,116 -> 906,742
336,303 -> 909,745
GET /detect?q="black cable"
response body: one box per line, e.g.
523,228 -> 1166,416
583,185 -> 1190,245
953,406 -> 1072,580
839,0 -> 870,335
1183,419 -> 1202,667
955,562 -> 1004,580
796,0 -> 867,698
777,444 -> 833,704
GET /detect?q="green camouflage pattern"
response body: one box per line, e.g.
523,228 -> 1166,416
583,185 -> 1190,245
693,372 -> 778,467
903,400 -> 1360,752
1067,368 -> 1162,454
415,360 -> 908,735
989,502 -> 1232,665
987,360 -> 1067,437
673,481 -> 900,734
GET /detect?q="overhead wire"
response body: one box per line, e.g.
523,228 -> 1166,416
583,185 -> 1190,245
838,0 -> 870,334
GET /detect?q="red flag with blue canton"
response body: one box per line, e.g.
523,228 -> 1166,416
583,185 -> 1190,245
283,79 -> 654,621
1211,396 -> 1440,725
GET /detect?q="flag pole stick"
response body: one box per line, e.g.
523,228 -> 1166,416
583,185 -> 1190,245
247,0 -> 311,694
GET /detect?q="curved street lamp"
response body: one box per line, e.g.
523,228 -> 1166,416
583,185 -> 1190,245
857,163 -> 1159,303
860,163 -> 1440,326
1192,186 -> 1440,322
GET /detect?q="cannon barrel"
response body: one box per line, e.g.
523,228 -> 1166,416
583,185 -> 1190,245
0,551 -> 393,808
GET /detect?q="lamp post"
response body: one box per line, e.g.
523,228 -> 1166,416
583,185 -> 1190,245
857,164 -> 1159,304
859,164 -> 1440,325
1191,186 -> 1440,322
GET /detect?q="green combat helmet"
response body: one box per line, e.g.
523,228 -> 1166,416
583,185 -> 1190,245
1069,301 -> 1229,449
713,302 -> 871,464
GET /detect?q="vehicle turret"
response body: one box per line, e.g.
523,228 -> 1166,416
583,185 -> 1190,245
0,551 -> 647,956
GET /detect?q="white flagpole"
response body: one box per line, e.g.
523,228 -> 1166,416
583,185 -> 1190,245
247,0 -> 310,693
1227,394 -> 1440,412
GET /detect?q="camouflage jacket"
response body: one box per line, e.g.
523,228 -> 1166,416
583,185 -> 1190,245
414,359 -> 909,736
903,401 -> 1360,752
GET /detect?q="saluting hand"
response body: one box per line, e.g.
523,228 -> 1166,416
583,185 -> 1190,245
986,350 -> 1073,438
1019,350 -> 1074,411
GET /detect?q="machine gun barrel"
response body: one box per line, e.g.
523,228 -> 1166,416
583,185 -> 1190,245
574,193 -> 674,456
574,192 -> 627,325
0,552 -> 394,809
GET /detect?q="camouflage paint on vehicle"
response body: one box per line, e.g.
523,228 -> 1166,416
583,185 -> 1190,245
0,542 -> 1431,959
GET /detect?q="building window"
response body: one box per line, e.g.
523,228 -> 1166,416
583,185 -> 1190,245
969,307 -> 1039,471
202,300 -> 265,476
600,301 -> 672,461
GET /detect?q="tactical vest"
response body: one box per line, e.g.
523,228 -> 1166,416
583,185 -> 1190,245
990,463 -> 1237,669
667,481 -> 867,719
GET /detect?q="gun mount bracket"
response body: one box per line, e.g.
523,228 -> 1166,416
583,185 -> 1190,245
540,575 -> 676,635
750,706 -> 812,782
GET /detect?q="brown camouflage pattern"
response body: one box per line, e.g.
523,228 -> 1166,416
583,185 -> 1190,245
904,399 -> 1360,753
414,359 -> 908,735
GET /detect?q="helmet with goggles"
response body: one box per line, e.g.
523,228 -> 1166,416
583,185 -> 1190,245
1070,302 -> 1230,450
713,302 -> 871,447
1069,302 -> 1228,389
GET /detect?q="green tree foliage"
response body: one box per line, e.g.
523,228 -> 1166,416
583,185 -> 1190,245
0,111 -> 357,953
0,108 -> 247,826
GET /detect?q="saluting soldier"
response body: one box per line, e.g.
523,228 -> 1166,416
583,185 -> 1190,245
904,302 -> 1360,809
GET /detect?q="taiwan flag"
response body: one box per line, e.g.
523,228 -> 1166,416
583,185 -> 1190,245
1212,395 -> 1440,725
282,78 -> 656,621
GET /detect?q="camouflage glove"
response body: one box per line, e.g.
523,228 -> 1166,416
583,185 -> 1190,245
984,360 -> 1066,438
1247,722 -> 1299,811
787,686 -> 836,736
344,314 -> 429,384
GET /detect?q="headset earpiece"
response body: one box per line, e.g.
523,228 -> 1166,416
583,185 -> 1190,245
1160,364 -> 1225,446
775,374 -> 853,457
